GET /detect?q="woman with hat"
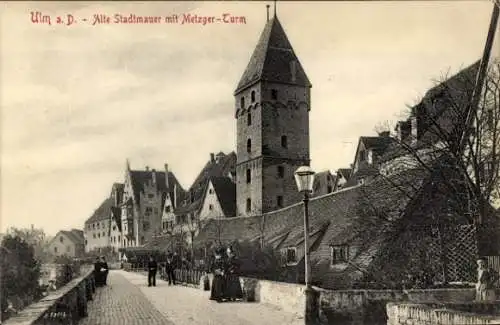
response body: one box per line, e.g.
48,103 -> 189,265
224,246 -> 243,301
209,247 -> 226,302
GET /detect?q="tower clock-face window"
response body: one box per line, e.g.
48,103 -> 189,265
240,97 -> 245,109
251,91 -> 256,103
271,89 -> 278,100
247,139 -> 251,153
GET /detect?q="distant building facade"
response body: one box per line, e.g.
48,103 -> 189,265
47,229 -> 84,258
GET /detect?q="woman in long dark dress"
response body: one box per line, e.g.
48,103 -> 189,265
224,247 -> 243,301
209,249 -> 226,302
93,257 -> 103,287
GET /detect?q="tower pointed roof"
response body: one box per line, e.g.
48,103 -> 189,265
234,16 -> 311,94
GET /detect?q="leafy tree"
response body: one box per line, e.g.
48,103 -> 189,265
6,226 -> 53,263
1,235 -> 41,316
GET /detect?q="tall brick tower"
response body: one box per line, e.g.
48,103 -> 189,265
234,10 -> 312,217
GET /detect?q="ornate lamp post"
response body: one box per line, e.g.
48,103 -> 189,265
294,166 -> 318,324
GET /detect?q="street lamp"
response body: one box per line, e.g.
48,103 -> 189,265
294,166 -> 318,325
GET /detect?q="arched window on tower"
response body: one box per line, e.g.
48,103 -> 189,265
247,138 -> 251,153
241,97 -> 245,109
246,198 -> 251,212
281,135 -> 288,148
247,112 -> 252,126
246,169 -> 251,183
251,91 -> 256,103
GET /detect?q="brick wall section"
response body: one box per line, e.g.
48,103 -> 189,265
387,303 -> 500,325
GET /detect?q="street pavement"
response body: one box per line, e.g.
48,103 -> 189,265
80,270 -> 304,325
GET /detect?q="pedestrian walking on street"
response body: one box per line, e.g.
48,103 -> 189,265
476,257 -> 499,301
165,255 -> 176,285
147,255 -> 158,287
100,256 -> 109,286
209,248 -> 226,302
224,246 -> 243,301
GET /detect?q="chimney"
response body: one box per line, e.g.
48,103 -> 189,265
396,121 -> 411,142
173,183 -> 178,209
210,153 -> 215,163
152,169 -> 157,185
145,166 -> 150,171
410,115 -> 418,145
164,164 -> 169,189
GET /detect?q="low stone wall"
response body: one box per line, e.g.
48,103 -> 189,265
387,302 -> 500,325
3,269 -> 96,325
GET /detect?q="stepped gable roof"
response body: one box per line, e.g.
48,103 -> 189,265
175,152 -> 236,215
211,176 -> 236,218
235,16 -> 311,94
85,197 -> 113,224
381,60 -> 480,162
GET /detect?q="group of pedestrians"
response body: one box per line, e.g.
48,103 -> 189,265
93,256 -> 109,287
209,246 -> 243,303
146,252 -> 180,287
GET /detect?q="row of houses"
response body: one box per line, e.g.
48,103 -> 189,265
82,9 -> 499,289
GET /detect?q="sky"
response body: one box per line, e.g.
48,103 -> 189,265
0,1 -> 495,236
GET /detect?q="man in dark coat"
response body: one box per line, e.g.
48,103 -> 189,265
93,257 -> 103,287
210,248 -> 226,302
165,254 -> 176,285
224,246 -> 243,301
147,255 -> 158,287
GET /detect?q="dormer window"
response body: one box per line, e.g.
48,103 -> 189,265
247,139 -> 251,153
240,97 -> 245,109
271,89 -> 278,100
331,245 -> 349,265
251,91 -> 256,102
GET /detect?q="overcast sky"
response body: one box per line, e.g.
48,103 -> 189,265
0,1 -> 494,236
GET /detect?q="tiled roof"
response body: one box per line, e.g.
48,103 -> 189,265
142,235 -> 175,253
129,170 -> 185,207
360,136 -> 394,156
175,152 -> 236,215
211,176 -> 236,218
381,60 -> 480,162
337,168 -> 352,180
85,197 -> 113,224
235,16 -> 311,94
60,229 -> 84,246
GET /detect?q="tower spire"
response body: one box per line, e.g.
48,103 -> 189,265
266,4 -> 270,21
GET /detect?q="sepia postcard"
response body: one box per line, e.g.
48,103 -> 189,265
1,1 -> 499,324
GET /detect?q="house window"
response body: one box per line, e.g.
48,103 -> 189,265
102,232 -> 106,237
98,233 -> 101,238
246,169 -> 251,184
246,198 -> 251,212
283,247 -> 297,265
247,112 -> 252,126
327,186 -> 333,193
209,204 -> 214,211
271,89 -> 278,100
358,178 -> 365,185
277,166 -> 285,178
66,246 -> 70,253
112,226 -> 116,231
251,90 -> 256,102
277,196 -> 283,208
331,245 -> 349,264
97,223 -> 100,229
85,239 -> 88,245
54,247 -> 58,253
60,236 -> 64,243
247,139 -> 251,153
209,188 -> 213,194
93,223 -> 95,229
165,206 -> 171,213
93,233 -> 96,239
148,194 -> 154,199
240,97 -> 245,109
118,235 -> 120,241
281,135 -> 288,148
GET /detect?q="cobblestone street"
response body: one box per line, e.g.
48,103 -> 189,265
80,270 -> 303,325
